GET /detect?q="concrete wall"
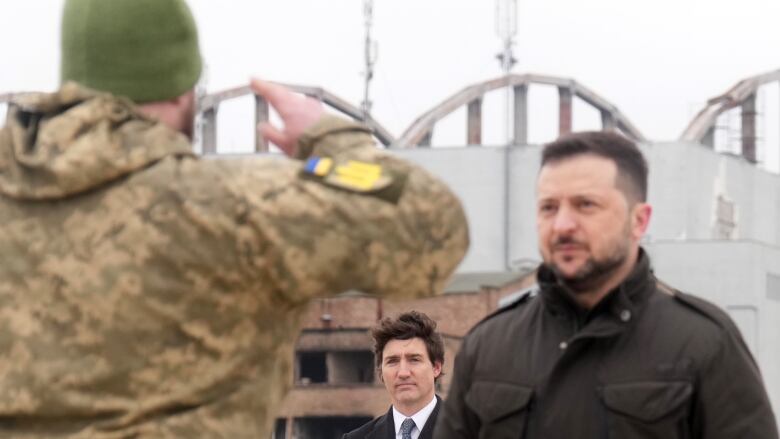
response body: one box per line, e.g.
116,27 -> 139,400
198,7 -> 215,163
399,147 -> 509,272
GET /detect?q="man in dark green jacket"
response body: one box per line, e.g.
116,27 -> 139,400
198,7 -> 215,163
435,131 -> 778,438
0,0 -> 468,437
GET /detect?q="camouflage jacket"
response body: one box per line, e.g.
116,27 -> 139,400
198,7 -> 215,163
0,83 -> 469,438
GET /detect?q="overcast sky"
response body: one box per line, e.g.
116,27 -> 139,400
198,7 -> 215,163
1,0 -> 779,170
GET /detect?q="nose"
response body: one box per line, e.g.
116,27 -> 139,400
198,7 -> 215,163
397,361 -> 412,378
552,205 -> 577,234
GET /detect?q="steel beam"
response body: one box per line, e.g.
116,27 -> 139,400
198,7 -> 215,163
202,107 -> 217,154
601,110 -> 617,131
255,95 -> 269,152
741,93 -> 757,163
419,130 -> 433,147
467,98 -> 483,145
513,84 -> 528,145
558,86 -> 573,136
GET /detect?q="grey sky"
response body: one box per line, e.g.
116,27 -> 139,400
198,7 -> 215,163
1,0 -> 779,170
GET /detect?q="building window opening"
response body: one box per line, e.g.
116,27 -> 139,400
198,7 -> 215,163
298,351 -> 327,384
273,418 -> 286,439
328,351 -> 375,384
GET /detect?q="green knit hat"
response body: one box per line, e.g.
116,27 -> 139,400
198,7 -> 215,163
60,0 -> 202,103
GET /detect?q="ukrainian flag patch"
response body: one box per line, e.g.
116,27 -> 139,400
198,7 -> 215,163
302,156 -> 394,194
304,157 -> 333,176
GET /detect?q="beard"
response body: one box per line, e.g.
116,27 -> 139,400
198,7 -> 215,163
546,223 -> 632,293
180,92 -> 196,140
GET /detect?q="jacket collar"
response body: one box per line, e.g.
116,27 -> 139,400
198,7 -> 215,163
366,405 -> 395,439
367,396 -> 440,439
537,248 -> 654,327
0,82 -> 194,200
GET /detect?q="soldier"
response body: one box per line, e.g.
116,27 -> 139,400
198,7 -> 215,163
434,131 -> 778,438
0,0 -> 468,437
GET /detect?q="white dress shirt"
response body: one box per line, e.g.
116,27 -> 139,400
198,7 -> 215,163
391,395 -> 438,439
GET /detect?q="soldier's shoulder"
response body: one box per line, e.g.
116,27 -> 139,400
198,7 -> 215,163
467,285 -> 539,336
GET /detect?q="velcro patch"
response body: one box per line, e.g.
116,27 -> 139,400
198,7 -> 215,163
303,157 -> 392,192
301,156 -> 406,203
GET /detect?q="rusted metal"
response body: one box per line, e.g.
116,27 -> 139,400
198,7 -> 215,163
513,84 -> 528,145
254,95 -> 269,152
558,86 -> 573,136
741,93 -> 757,163
681,68 -> 780,148
467,98 -> 483,145
397,74 -> 644,147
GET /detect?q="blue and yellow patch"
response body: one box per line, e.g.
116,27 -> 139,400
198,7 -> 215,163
330,160 -> 384,191
304,157 -> 333,176
303,156 -> 392,193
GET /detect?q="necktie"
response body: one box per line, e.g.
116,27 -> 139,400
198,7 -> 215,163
400,417 -> 415,439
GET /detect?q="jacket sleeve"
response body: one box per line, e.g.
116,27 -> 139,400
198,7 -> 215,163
692,325 -> 779,438
214,115 -> 469,304
434,335 -> 481,438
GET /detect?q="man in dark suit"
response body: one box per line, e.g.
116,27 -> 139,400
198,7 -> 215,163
343,311 -> 444,439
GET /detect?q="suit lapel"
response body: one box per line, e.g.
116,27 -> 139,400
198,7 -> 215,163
366,406 -> 395,439
369,396 -> 441,439
417,395 -> 441,439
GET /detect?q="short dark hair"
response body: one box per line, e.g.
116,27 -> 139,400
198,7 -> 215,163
372,311 -> 445,379
541,131 -> 648,203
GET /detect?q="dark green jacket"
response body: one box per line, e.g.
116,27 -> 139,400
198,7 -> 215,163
0,84 -> 469,438
435,250 -> 778,439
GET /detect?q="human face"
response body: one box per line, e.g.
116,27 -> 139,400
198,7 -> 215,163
536,154 -> 651,293
381,337 -> 442,415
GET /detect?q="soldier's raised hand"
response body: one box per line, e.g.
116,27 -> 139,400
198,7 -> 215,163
250,78 -> 324,157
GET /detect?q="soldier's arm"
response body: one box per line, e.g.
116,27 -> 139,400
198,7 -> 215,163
692,326 -> 779,438
239,80 -> 469,303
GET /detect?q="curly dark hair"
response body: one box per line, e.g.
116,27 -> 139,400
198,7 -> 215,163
371,311 -> 445,381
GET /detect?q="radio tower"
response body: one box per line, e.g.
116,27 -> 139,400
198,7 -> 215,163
495,0 -> 518,143
361,0 -> 378,121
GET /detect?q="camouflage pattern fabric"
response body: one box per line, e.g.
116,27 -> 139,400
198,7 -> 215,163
0,83 -> 469,438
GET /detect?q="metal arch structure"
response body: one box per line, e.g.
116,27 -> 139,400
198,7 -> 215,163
198,83 -> 396,154
680,68 -> 780,164
396,73 -> 645,148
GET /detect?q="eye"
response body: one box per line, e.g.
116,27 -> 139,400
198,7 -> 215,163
577,199 -> 598,210
538,202 -> 557,215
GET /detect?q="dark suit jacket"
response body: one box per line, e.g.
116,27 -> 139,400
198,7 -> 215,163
342,396 -> 441,439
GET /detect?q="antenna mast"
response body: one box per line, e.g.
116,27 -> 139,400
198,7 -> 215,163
361,0 -> 378,120
495,0 -> 518,143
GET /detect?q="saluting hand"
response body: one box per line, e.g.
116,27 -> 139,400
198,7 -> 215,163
250,78 -> 324,157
